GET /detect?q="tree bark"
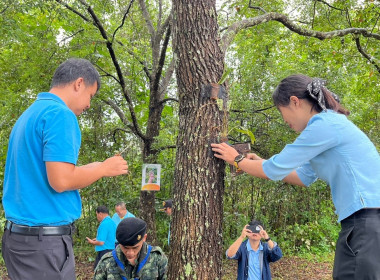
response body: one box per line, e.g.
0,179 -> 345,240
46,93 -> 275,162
168,1 -> 226,279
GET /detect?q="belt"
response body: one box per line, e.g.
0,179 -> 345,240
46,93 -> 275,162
5,220 -> 73,236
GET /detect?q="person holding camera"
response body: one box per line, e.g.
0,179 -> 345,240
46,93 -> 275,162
212,74 -> 380,279
226,220 -> 282,280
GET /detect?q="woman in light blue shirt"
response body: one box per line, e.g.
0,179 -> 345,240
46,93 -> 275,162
211,74 -> 380,280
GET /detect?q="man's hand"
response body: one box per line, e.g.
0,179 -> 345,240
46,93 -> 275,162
240,224 -> 252,239
46,156 -> 128,192
86,237 -> 95,245
258,226 -> 270,240
100,155 -> 129,177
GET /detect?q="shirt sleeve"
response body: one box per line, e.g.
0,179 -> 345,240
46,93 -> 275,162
262,114 -> 340,183
226,243 -> 242,260
296,162 -> 318,186
96,222 -> 107,242
226,251 -> 238,259
42,107 -> 81,164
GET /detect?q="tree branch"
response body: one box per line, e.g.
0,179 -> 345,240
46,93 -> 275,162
355,37 -> 380,74
0,3 -> 10,15
102,99 -> 148,141
57,28 -> 84,44
123,47 -> 152,81
248,0 -> 266,13
231,105 -> 275,114
159,59 -> 175,99
221,12 -> 380,54
112,0 -> 135,43
112,128 -> 133,144
153,23 -> 171,93
59,0 -> 146,141
151,144 -> 176,154
138,0 -> 155,38
315,0 -> 345,11
54,0 -> 91,22
157,97 -> 179,107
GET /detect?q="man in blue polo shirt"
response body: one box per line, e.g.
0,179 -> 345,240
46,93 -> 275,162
111,201 -> 135,227
86,206 -> 117,270
2,58 -> 129,280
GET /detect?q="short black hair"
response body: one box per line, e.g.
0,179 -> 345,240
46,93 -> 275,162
96,205 -> 109,214
50,58 -> 101,91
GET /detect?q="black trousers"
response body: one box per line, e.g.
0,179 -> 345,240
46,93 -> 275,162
333,208 -> 380,280
2,229 -> 75,280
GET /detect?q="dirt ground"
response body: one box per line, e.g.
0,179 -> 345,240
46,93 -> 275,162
0,255 -> 333,280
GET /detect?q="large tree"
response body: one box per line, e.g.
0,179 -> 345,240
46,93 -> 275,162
169,0 -> 226,279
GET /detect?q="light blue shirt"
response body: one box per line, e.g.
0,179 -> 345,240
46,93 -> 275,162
3,93 -> 82,226
246,241 -> 263,280
111,211 -> 135,226
96,216 -> 116,251
263,110 -> 380,221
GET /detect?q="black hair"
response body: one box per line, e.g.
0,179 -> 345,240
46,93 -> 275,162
272,74 -> 350,116
96,205 -> 109,214
50,58 -> 101,91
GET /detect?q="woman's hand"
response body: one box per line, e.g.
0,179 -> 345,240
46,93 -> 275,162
210,142 -> 240,165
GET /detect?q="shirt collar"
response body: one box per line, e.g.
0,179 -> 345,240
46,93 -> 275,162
246,240 -> 263,252
37,92 -> 66,106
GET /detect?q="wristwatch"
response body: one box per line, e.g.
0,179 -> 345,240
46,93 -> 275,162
265,237 -> 271,242
233,154 -> 245,169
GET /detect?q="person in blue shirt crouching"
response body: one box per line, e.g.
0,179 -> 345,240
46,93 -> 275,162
226,220 -> 282,280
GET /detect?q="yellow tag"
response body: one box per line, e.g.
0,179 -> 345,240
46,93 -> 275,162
137,235 -> 141,240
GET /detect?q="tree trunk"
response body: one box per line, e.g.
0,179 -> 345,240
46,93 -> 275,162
168,1 -> 226,279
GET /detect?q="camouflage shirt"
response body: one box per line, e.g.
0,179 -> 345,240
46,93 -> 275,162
93,243 -> 168,280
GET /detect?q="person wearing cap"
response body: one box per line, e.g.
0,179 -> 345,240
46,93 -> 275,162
226,220 -> 282,280
161,199 -> 172,245
93,217 -> 168,280
86,206 -> 117,270
112,201 -> 136,227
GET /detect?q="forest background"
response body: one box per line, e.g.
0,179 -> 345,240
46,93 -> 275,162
0,0 -> 379,279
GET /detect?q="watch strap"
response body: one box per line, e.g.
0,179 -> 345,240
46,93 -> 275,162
234,154 -> 245,164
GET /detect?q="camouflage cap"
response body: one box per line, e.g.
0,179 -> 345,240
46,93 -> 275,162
116,217 -> 147,246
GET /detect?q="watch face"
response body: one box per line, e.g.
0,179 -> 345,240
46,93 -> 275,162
234,154 -> 244,162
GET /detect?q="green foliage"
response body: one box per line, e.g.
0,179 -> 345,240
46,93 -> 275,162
274,207 -> 340,256
0,0 -> 379,263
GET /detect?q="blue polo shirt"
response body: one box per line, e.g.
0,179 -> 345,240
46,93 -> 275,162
263,110 -> 380,222
111,211 -> 135,226
2,92 -> 82,226
246,241 -> 263,280
96,216 -> 116,251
